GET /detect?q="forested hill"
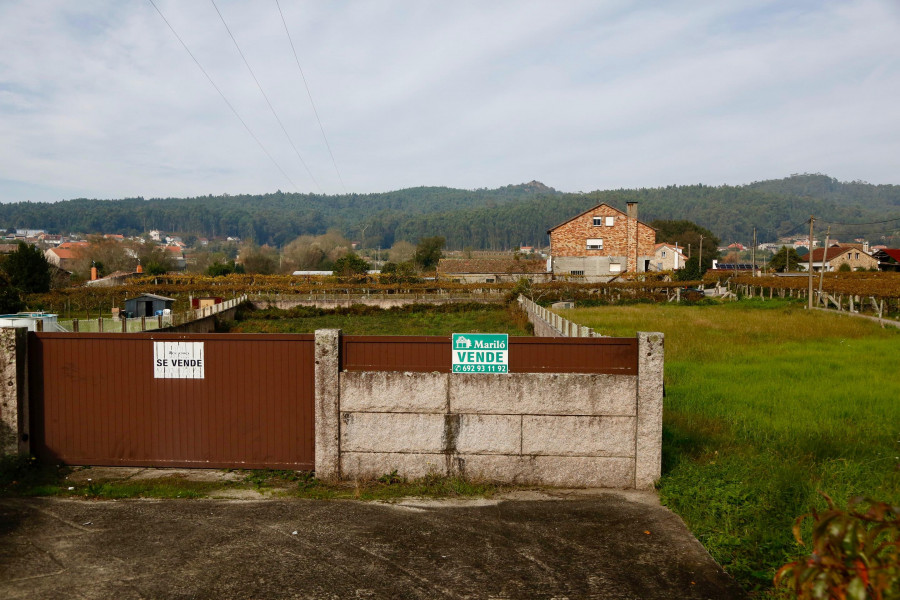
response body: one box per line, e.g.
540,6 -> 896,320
1,175 -> 898,248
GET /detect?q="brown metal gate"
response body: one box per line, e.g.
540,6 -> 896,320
28,332 -> 315,469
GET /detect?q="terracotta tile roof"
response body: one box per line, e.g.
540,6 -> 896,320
875,248 -> 900,261
49,248 -> 78,259
437,258 -> 547,275
801,247 -> 860,262
59,241 -> 89,249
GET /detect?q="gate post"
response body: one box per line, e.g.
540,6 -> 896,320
0,327 -> 29,456
315,329 -> 341,480
635,332 -> 664,490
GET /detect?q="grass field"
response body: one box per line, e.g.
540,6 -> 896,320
224,302 -> 533,336
560,299 -> 900,597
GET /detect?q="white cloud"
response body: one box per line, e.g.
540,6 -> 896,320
0,0 -> 898,203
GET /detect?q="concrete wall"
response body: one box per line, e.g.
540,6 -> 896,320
0,328 -> 29,456
518,296 -> 599,338
316,330 -> 664,489
158,305 -> 239,334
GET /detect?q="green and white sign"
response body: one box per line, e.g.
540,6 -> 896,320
452,333 -> 509,373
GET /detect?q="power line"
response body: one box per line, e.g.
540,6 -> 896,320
275,0 -> 346,193
210,0 -> 321,192
147,0 -> 301,193
779,217 -> 813,238
819,215 -> 900,226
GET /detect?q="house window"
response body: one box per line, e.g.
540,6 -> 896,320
586,238 -> 603,250
662,251 -> 667,258
592,217 -> 602,226
609,263 -> 622,273
485,278 -> 495,283
569,270 -> 584,276
606,216 -> 615,226
855,253 -> 859,259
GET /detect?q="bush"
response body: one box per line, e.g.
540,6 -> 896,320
775,495 -> 900,599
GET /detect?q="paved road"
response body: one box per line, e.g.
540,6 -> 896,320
1,492 -> 746,599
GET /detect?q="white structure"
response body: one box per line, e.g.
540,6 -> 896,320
0,313 -> 61,332
652,243 -> 685,271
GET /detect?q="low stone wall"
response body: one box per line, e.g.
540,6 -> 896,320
315,329 -> 663,489
252,296 -> 503,310
159,305 -> 239,334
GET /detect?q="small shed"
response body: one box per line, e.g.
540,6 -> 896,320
191,296 -> 223,309
124,294 -> 175,318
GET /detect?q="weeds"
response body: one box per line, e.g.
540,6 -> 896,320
226,302 -> 532,336
563,302 -> 900,596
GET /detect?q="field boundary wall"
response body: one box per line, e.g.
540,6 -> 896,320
518,295 -> 601,337
315,329 -> 663,489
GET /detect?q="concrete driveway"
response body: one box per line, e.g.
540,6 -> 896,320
1,491 -> 746,599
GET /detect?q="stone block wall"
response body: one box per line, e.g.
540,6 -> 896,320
316,330 -> 664,489
0,328 -> 29,456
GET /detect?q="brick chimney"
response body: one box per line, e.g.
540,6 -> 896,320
626,202 -> 639,272
136,263 -> 143,274
90,266 -> 98,281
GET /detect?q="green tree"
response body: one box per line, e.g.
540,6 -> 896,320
0,272 -> 24,313
769,246 -> 803,272
414,236 -> 445,270
1,242 -> 51,293
207,260 -> 244,277
332,253 -> 370,277
651,220 -> 720,271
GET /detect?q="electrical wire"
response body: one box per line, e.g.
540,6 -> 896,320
210,0 -> 321,192
275,0 -> 346,193
148,0 -> 301,193
778,217 -> 813,238
818,215 -> 900,226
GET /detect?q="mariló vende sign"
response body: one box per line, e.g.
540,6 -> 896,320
153,341 -> 205,379
451,333 -> 509,373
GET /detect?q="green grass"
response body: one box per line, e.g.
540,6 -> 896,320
560,298 -> 900,596
225,302 -> 533,336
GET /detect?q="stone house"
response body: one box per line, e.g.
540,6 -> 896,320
652,243 -> 685,271
799,246 -> 879,272
44,247 -> 78,272
547,202 -> 656,279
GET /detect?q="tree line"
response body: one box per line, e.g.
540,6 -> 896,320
1,174 -> 898,249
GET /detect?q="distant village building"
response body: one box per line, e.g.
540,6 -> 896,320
872,248 -> 900,272
799,247 -> 879,272
44,247 -> 78,271
436,259 -> 551,284
652,243 -> 685,271
547,202 -> 655,280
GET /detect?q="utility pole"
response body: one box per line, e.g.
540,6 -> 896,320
698,235 -> 704,275
817,225 -> 830,307
752,228 -> 757,277
807,216 -> 815,309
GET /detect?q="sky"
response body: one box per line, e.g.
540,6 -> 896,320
1,0 -> 899,203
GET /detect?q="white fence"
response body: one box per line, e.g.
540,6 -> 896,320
517,295 -> 602,337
